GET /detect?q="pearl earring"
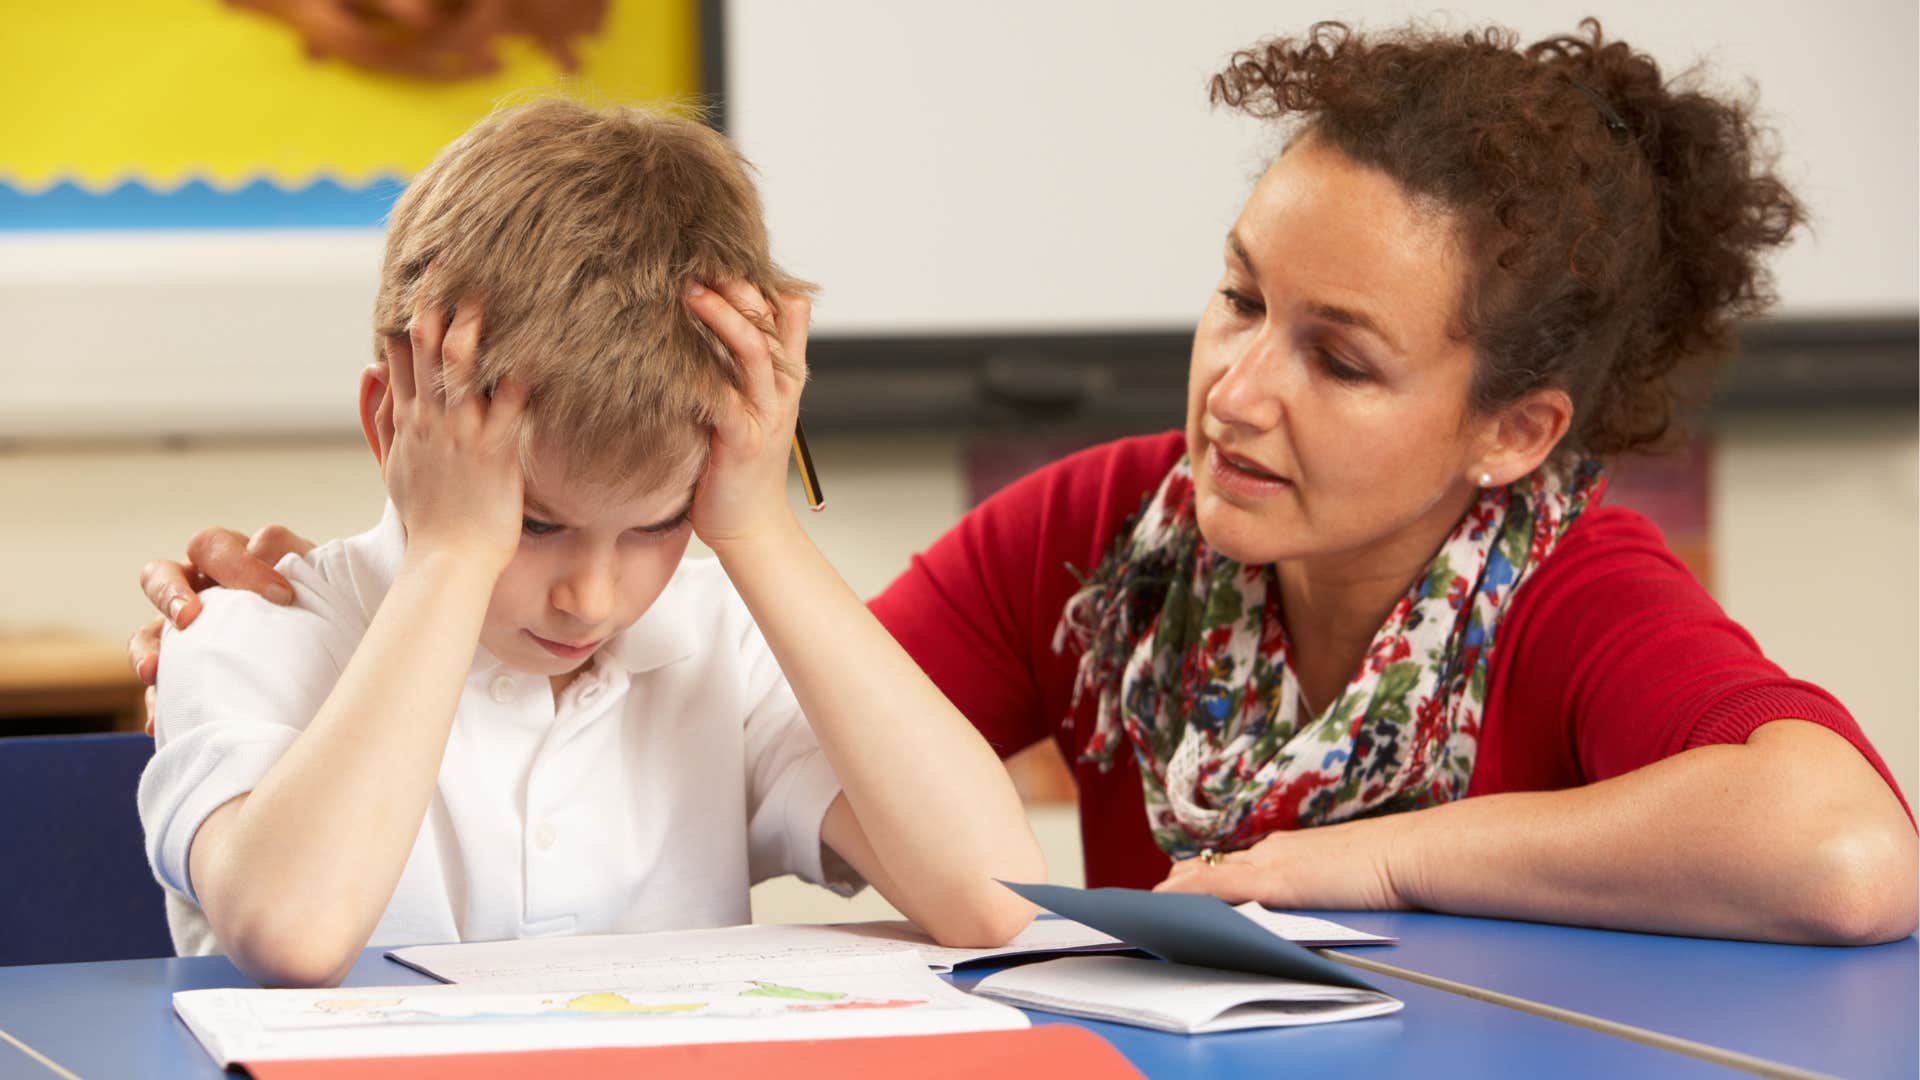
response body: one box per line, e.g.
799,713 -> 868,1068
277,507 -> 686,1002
1478,472 -> 1493,487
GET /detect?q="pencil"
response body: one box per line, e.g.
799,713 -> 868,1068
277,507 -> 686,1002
792,420 -> 825,511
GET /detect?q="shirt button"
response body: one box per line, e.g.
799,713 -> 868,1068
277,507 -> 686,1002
535,823 -> 557,850
489,675 -> 516,703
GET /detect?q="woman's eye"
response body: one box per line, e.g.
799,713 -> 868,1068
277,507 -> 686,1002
1318,350 -> 1369,383
1218,287 -> 1262,318
521,517 -> 561,537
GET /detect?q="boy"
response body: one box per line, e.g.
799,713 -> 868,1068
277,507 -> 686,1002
138,100 -> 1042,987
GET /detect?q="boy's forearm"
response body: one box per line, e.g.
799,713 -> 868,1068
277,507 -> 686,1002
711,520 -> 1045,942
196,549 -> 501,980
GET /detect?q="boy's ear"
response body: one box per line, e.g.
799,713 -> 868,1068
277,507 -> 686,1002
358,362 -> 395,467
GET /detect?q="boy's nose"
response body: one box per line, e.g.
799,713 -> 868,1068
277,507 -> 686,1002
552,562 -> 616,625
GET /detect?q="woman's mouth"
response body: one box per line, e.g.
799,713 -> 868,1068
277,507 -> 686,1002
1207,444 -> 1293,496
526,631 -> 603,661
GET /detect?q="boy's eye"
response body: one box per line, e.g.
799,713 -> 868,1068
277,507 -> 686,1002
638,515 -> 692,539
521,516 -> 561,537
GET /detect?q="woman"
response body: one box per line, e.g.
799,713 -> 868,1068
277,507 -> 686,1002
132,20 -> 1915,944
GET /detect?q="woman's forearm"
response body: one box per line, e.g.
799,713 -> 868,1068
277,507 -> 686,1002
713,519 -> 1045,946
194,550 -> 499,985
1387,720 -> 1917,944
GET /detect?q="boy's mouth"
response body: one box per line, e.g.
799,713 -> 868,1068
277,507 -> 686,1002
526,631 -> 603,661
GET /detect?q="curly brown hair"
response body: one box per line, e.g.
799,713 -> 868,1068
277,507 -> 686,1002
1210,18 -> 1804,458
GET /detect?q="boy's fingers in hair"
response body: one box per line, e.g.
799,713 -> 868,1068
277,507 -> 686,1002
776,292 -> 813,383
127,618 -> 165,685
685,282 -> 775,400
440,301 -> 487,410
710,279 -> 778,340
186,525 -> 297,606
382,332 -> 416,403
144,686 -> 158,738
407,301 -> 450,409
482,376 -> 532,444
140,558 -> 204,630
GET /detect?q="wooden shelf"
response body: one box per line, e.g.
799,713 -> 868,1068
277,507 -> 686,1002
0,633 -> 146,733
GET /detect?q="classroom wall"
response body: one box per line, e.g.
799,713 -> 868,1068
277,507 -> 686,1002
3,421 -> 1913,924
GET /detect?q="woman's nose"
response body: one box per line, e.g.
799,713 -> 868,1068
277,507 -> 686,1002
1205,338 -> 1286,432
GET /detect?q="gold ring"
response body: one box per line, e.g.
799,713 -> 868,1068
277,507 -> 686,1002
1200,848 -> 1221,867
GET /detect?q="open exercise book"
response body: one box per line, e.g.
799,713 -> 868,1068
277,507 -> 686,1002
971,884 -> 1403,1033
174,951 -> 1024,1067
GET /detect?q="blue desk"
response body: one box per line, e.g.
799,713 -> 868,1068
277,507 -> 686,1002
1320,911 -> 1918,1079
0,945 -> 1731,1078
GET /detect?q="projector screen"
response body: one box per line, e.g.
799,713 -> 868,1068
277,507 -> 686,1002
722,1 -> 1918,336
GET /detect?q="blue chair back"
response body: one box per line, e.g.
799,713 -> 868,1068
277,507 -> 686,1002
0,733 -> 173,965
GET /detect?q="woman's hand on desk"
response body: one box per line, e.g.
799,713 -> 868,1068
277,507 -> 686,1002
1153,814 -> 1411,912
129,524 -> 315,732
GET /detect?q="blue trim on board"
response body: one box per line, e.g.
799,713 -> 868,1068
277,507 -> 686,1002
0,177 -> 406,230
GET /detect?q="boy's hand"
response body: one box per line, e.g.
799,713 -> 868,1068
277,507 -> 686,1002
683,281 -> 810,552
384,301 -> 531,574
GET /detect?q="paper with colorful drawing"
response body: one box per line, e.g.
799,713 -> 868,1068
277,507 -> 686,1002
173,952 -> 1026,1067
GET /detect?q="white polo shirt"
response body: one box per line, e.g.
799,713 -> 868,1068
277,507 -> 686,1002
139,504 -> 854,957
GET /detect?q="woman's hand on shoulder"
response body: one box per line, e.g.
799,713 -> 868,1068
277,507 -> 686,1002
1153,815 -> 1412,911
131,524 -> 315,733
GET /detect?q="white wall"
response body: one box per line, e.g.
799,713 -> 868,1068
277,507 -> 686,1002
727,0 -> 1918,333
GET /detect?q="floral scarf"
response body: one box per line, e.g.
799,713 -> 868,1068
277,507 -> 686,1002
1053,454 -> 1606,859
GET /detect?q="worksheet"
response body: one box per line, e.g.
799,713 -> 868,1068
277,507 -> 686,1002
175,952 -> 1027,1068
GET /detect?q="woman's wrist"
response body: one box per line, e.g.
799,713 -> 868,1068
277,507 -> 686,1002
1378,804 -> 1435,912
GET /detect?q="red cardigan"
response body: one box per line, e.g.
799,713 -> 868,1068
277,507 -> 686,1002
869,431 -> 1910,888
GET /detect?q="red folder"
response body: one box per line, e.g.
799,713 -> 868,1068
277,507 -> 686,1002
240,1024 -> 1141,1079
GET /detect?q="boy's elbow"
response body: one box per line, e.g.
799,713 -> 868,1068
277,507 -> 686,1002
221,913 -> 362,988
969,897 -> 1041,949
922,881 -> 1040,950
1784,821 -> 1919,945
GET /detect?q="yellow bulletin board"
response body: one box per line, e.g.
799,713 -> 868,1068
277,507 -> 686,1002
0,1 -> 708,440
0,0 -> 701,225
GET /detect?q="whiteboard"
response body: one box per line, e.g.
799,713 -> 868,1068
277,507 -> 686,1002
724,0 -> 1918,334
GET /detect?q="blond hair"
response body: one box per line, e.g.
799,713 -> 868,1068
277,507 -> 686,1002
373,98 -> 810,494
